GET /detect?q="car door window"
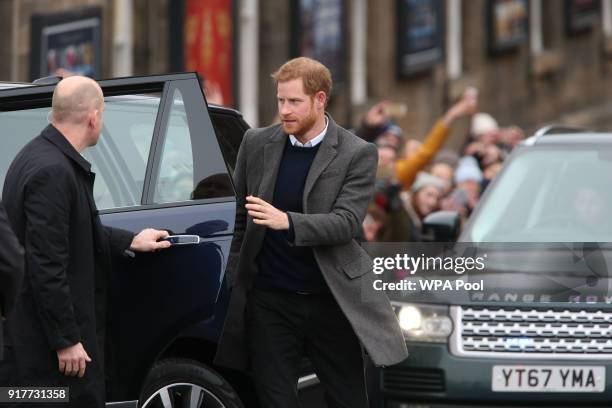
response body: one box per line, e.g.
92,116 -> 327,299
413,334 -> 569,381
0,95 -> 158,210
152,82 -> 233,204
153,90 -> 194,203
0,74 -> 233,208
84,95 -> 158,209
0,108 -> 49,196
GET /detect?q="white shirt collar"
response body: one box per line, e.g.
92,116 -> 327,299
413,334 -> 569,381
289,117 -> 328,147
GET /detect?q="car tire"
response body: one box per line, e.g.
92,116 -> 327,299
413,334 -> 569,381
138,358 -> 244,408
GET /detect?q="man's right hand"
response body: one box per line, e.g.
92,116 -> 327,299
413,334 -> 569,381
57,342 -> 92,378
129,228 -> 171,252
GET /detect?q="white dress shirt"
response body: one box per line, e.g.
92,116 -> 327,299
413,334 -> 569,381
289,117 -> 328,147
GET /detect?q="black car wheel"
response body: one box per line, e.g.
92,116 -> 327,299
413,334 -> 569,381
139,358 -> 244,408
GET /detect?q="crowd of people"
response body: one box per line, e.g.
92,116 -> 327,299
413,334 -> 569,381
356,89 -> 525,242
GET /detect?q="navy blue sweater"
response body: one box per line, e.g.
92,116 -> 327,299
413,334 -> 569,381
254,141 -> 330,294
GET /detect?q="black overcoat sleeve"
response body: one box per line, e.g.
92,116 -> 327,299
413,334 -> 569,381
0,202 -> 24,316
103,226 -> 134,258
23,165 -> 81,350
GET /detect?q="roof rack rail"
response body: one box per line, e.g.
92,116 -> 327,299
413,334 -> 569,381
32,75 -> 62,85
532,124 -> 590,143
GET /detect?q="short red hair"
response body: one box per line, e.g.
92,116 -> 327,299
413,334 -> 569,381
271,57 -> 332,100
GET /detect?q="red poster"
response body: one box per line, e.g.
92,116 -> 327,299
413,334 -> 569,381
185,0 -> 233,106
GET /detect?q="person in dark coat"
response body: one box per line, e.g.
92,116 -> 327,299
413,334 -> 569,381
0,202 -> 24,361
0,76 -> 171,407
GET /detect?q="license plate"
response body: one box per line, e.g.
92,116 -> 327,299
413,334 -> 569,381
492,365 -> 605,392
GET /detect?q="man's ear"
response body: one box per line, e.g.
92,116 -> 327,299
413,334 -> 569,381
88,111 -> 97,129
316,91 -> 327,109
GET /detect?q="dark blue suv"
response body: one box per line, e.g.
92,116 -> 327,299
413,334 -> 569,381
0,73 -> 262,407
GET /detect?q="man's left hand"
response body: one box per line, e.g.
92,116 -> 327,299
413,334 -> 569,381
245,196 -> 289,230
130,228 -> 172,252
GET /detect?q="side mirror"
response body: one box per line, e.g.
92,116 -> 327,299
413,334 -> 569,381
422,211 -> 460,242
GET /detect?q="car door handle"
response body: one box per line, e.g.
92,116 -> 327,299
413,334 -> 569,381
161,235 -> 201,246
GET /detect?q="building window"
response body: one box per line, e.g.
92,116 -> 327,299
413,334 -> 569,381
396,0 -> 444,77
487,0 -> 528,54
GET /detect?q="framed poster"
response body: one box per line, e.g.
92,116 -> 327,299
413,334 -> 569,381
396,0 -> 444,77
184,0 -> 235,106
291,0 -> 346,86
565,0 -> 600,35
487,0 -> 528,54
30,8 -> 102,80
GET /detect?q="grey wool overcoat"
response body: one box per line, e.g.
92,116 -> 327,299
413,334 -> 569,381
214,115 -> 408,372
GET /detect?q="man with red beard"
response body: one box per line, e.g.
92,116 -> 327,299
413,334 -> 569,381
214,57 -> 407,407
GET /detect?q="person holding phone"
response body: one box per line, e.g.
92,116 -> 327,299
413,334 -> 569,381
357,89 -> 478,190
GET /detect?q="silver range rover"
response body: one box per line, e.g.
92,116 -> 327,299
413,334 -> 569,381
372,127 -> 612,408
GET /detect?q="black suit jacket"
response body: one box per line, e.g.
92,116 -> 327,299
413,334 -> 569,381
1,125 -> 134,407
0,202 -> 24,360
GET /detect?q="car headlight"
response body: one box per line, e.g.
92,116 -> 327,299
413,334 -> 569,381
392,302 -> 453,343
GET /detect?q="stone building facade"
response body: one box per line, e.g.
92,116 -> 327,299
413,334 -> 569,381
2,0 -> 612,143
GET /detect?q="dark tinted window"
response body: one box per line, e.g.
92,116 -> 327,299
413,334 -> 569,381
210,110 -> 248,173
